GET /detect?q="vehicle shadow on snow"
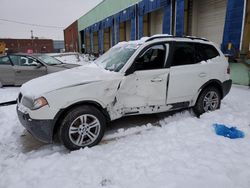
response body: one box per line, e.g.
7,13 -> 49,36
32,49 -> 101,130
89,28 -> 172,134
19,109 -> 190,153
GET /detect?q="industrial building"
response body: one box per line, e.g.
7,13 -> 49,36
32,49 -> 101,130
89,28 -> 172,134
0,38 -> 54,53
64,21 -> 79,52
64,0 -> 249,57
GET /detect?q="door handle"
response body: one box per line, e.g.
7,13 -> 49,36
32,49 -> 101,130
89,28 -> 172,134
16,70 -> 21,73
199,72 -> 207,77
151,78 -> 163,82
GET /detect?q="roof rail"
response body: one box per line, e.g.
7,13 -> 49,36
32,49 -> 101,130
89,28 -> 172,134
145,35 -> 209,42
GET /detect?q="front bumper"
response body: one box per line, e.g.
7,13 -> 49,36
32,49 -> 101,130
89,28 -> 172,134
17,107 -> 54,143
222,79 -> 232,98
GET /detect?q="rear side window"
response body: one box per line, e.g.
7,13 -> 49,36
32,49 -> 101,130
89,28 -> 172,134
0,56 -> 11,65
195,43 -> 220,62
172,42 -> 195,66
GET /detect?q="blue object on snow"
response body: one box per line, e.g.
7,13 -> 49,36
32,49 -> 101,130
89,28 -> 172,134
213,124 -> 245,139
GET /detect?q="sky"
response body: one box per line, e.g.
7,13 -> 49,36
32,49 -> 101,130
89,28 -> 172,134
0,0 -> 102,40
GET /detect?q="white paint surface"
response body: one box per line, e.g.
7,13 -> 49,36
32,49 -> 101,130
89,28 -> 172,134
0,85 -> 250,188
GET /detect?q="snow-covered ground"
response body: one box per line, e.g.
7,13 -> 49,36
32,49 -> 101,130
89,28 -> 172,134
0,87 -> 20,103
0,85 -> 250,188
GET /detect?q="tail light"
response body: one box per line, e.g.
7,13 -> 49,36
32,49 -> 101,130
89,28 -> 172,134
227,65 -> 230,74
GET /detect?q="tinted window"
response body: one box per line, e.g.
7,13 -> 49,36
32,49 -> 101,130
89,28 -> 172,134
0,56 -> 11,65
135,44 -> 166,70
9,55 -> 39,66
172,42 -> 195,66
195,44 -> 220,62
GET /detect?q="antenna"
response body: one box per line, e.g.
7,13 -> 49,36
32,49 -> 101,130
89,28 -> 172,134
31,30 -> 34,39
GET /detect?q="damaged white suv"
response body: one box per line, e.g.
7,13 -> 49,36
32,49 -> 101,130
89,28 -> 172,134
17,35 -> 232,150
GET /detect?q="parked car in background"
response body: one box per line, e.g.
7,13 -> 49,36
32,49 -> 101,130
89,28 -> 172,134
0,53 -> 79,87
17,35 -> 232,150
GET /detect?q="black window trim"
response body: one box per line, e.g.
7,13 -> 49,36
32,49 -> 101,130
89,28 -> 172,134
125,41 -> 171,74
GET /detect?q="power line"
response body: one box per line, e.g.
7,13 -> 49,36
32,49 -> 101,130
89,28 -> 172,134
0,18 -> 64,29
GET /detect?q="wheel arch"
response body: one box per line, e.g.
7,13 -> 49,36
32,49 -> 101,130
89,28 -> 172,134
198,79 -> 223,101
192,79 -> 223,107
52,100 -> 111,140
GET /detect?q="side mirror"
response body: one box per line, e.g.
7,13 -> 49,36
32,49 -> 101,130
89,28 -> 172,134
125,63 -> 136,76
35,63 -> 43,69
136,56 -> 144,64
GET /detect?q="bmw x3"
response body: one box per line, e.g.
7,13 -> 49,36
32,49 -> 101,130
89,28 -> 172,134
17,35 -> 232,150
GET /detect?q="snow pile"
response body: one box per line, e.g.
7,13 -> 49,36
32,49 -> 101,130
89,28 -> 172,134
0,85 -> 250,188
0,87 -> 20,103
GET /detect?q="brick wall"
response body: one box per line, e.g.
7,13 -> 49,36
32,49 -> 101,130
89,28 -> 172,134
0,38 -> 54,53
64,21 -> 79,52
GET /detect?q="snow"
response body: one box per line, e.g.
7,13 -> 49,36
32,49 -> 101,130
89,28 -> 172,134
49,53 -> 92,65
0,87 -> 20,103
20,63 -> 119,99
0,85 -> 250,188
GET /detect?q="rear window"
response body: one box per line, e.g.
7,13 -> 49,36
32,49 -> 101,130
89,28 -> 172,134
195,43 -> 220,62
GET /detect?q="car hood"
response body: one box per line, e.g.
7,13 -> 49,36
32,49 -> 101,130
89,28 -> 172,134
20,64 -> 122,99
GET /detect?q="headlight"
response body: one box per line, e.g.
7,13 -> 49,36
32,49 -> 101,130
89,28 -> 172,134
33,97 -> 48,110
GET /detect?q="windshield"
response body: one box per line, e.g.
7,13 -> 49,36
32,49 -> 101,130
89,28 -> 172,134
36,54 -> 63,65
95,43 -> 139,72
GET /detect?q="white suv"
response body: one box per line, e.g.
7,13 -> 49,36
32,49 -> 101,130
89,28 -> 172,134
17,35 -> 232,150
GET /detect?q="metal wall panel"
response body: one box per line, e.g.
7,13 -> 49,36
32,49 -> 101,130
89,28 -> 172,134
222,0 -> 245,54
192,0 -> 227,47
176,0 -> 185,36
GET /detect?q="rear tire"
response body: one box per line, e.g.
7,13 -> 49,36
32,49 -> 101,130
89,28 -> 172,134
193,86 -> 221,117
59,105 -> 106,150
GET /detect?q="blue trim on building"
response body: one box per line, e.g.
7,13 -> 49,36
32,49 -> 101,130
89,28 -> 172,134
162,1 -> 171,34
175,0 -> 184,36
222,0 -> 245,55
138,15 -> 144,39
80,0 -> 245,55
130,5 -> 137,40
115,14 -> 120,43
137,0 -> 171,39
98,29 -> 103,54
112,20 -> 115,46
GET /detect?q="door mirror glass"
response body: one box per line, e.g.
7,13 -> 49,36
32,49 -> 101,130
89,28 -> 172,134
134,44 -> 166,71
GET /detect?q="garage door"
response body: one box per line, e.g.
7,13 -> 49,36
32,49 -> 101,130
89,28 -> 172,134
150,8 -> 164,35
104,28 -> 111,52
93,32 -> 98,54
196,0 -> 227,46
143,13 -> 150,37
85,33 -> 91,53
120,22 -> 126,42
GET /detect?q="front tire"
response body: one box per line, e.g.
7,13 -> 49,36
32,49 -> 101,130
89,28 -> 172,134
193,86 -> 221,117
59,105 -> 106,150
